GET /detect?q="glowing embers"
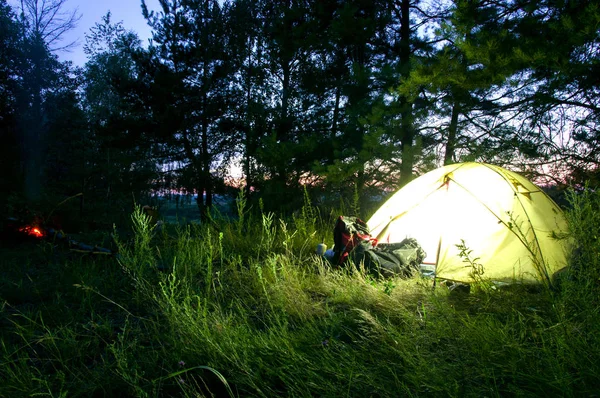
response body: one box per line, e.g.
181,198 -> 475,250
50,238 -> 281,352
18,225 -> 46,238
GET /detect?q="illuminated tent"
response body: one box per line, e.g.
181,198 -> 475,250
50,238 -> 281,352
367,162 -> 570,284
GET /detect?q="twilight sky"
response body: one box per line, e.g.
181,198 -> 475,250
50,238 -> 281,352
57,0 -> 161,66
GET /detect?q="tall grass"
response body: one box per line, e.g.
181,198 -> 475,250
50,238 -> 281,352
2,191 -> 600,397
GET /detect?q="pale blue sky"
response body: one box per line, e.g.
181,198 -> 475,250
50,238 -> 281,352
58,0 -> 161,66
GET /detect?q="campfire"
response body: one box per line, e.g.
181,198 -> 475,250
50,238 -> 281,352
18,225 -> 46,238
3,217 -> 115,256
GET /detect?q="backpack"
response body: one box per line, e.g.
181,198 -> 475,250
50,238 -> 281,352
332,216 -> 426,277
332,216 -> 377,266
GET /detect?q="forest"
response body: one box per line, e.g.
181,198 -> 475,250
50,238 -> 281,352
2,0 -> 600,397
2,0 -> 599,219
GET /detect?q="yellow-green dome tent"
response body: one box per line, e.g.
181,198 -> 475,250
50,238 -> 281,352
367,163 -> 570,284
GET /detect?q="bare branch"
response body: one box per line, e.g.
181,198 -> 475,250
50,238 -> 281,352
20,0 -> 81,52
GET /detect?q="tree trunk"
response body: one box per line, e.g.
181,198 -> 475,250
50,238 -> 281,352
199,73 -> 215,220
200,113 -> 211,221
203,116 -> 212,215
356,166 -> 366,216
331,81 -> 341,164
181,130 -> 205,219
244,35 -> 253,196
444,101 -> 460,165
276,60 -> 291,182
398,0 -> 414,187
23,37 -> 45,202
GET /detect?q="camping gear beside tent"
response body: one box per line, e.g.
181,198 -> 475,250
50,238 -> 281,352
367,162 -> 571,284
353,238 -> 426,278
331,216 -> 374,265
329,216 -> 426,277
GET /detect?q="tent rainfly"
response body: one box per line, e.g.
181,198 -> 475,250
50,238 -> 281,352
367,162 -> 570,284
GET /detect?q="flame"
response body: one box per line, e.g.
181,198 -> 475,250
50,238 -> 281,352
19,225 -> 45,238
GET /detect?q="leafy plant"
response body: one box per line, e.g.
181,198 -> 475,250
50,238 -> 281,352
293,186 -> 318,240
455,239 -> 493,293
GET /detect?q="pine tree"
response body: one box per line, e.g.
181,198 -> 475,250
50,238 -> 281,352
142,0 -> 237,218
0,0 -> 24,199
82,13 -> 157,216
445,0 -> 600,181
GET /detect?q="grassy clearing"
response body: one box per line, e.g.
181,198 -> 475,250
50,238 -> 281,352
2,190 -> 600,397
